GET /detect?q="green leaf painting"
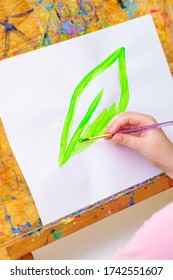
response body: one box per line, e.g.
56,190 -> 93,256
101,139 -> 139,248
58,47 -> 129,167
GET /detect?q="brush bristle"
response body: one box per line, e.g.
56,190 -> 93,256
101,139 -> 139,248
79,138 -> 89,142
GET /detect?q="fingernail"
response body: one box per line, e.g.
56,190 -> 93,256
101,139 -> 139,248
105,125 -> 111,132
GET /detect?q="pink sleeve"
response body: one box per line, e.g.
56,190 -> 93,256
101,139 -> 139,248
112,202 -> 173,260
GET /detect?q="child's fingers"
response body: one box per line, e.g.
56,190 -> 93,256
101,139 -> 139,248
107,113 -> 142,134
105,118 -> 119,134
112,133 -> 143,151
105,111 -> 138,132
106,112 -> 157,134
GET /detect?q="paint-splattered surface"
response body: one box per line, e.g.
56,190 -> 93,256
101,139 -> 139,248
0,0 -> 173,73
2,171 -> 173,260
0,0 -> 173,259
0,121 -> 40,259
0,120 -> 41,246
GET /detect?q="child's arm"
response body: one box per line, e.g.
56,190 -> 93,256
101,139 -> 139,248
106,112 -> 173,260
112,201 -> 173,260
105,112 -> 173,179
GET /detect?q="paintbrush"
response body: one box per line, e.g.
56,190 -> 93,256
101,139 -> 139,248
80,120 -> 173,142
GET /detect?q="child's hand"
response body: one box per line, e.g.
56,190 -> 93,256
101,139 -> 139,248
105,112 -> 173,179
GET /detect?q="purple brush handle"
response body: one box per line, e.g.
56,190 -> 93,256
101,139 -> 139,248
120,121 -> 173,134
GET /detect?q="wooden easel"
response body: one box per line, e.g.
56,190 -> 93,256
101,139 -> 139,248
0,0 -> 173,260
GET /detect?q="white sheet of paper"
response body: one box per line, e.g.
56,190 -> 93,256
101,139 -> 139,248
0,15 -> 173,225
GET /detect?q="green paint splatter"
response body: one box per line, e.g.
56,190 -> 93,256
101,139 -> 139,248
102,22 -> 109,28
59,47 -> 129,166
29,231 -> 35,235
52,227 -> 63,240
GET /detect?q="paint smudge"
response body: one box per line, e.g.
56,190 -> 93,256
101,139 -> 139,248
116,200 -> 123,210
160,12 -> 168,22
23,221 -> 32,229
150,9 -> 159,14
78,0 -> 87,16
130,196 -> 134,206
61,20 -> 79,35
6,215 -> 22,233
125,0 -> 138,19
41,29 -> 52,46
0,8 -> 34,58
57,0 -> 62,20
5,215 -> 32,234
52,227 -> 63,240
77,0 -> 93,16
117,0 -> 126,9
28,231 -> 35,236
62,217 -> 75,224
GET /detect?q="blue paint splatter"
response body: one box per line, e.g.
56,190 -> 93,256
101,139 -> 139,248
6,216 -> 32,233
23,221 -> 32,229
45,3 -> 54,11
6,215 -> 11,221
130,196 -> 134,206
125,0 -> 138,19
77,0 -> 93,17
6,215 -> 22,233
35,1 -> 55,12
61,20 -> 79,35
80,0 -> 87,16
35,0 -> 44,7
41,31 -> 52,46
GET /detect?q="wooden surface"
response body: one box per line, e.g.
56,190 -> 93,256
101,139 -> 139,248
17,253 -> 34,260
0,0 -> 173,260
0,119 -> 41,259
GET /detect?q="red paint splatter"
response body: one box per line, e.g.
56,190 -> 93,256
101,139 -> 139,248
150,9 -> 159,14
75,215 -> 81,218
115,201 -> 123,210
160,12 -> 168,21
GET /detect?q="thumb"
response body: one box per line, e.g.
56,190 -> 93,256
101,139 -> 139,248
112,133 -> 143,152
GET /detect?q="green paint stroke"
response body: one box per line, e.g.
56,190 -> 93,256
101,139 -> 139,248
59,47 -> 129,167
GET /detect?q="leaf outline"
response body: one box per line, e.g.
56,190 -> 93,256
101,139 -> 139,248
59,47 -> 129,166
